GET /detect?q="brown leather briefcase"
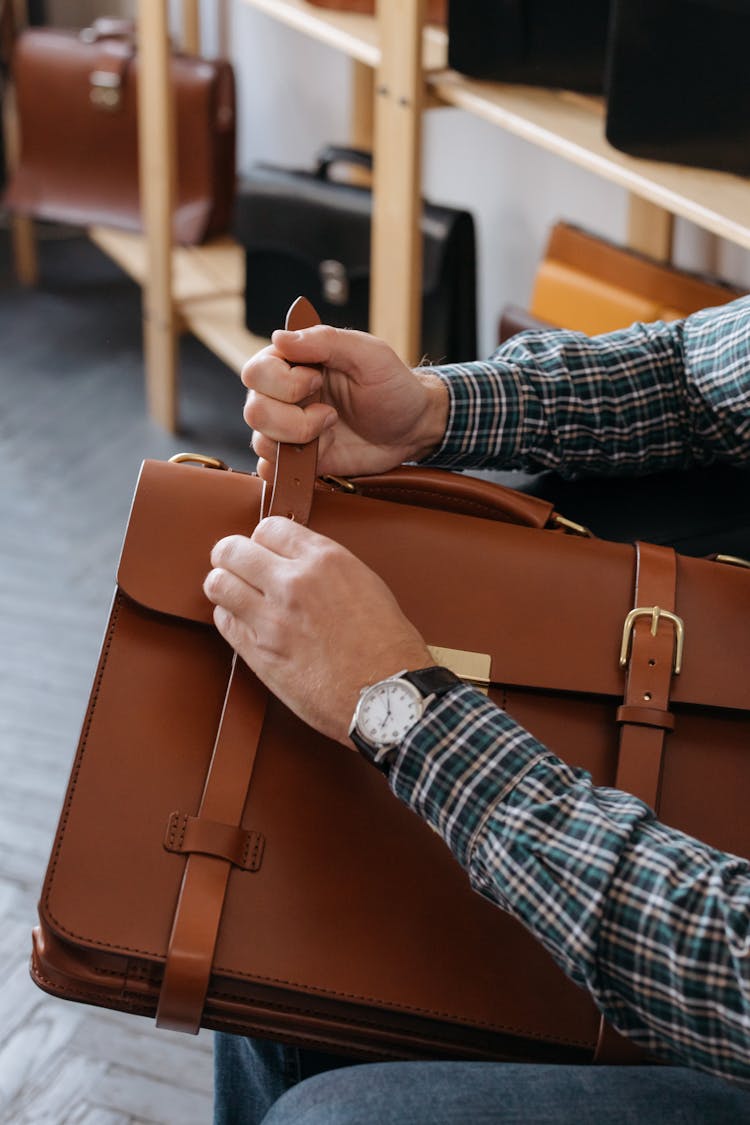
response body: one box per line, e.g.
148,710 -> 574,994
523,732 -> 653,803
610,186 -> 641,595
531,223 -> 745,335
3,22 -> 235,244
32,305 -> 750,1062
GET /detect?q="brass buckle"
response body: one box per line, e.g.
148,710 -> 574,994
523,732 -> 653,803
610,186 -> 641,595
551,513 -> 592,537
319,474 -> 357,493
168,453 -> 230,470
89,70 -> 123,111
715,554 -> 750,570
619,606 -> 684,675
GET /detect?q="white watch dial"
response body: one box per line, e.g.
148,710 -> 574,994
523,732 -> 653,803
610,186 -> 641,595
356,678 -> 424,748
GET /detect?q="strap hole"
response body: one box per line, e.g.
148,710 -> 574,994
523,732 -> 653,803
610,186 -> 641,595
643,691 -> 652,701
648,659 -> 656,667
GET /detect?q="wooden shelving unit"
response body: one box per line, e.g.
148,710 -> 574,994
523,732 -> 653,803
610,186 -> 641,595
9,0 -> 750,430
429,73 -> 750,251
89,228 -> 266,376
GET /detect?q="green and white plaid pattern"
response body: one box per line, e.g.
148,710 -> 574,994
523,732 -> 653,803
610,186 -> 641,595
388,298 -> 750,1085
424,298 -> 750,477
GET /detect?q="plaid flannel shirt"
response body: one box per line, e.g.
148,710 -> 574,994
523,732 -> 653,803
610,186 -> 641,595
388,298 -> 750,1085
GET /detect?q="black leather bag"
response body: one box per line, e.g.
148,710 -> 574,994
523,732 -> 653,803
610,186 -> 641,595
234,146 -> 477,364
605,0 -> 750,175
448,0 -> 612,94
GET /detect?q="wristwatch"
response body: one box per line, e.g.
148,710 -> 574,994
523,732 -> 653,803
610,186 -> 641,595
349,665 -> 462,767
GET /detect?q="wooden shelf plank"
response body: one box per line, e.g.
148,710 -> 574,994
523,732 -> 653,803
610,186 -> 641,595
242,0 -> 380,65
241,0 -> 447,70
89,227 -> 267,373
181,295 -> 268,374
429,71 -> 750,250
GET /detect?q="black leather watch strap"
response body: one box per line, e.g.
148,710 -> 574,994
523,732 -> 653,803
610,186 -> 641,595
402,666 -> 463,697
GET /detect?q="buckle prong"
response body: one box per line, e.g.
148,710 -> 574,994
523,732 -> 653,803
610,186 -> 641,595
619,606 -> 684,675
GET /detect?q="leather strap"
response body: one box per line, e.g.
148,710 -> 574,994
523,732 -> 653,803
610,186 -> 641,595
614,541 -> 679,807
156,654 -> 267,1033
263,296 -> 323,523
595,541 -> 679,1065
158,298 -> 323,1033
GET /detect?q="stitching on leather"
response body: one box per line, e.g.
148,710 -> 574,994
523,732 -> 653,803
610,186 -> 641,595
165,811 -> 189,853
247,831 -> 264,871
44,594 -> 121,930
201,985 -> 595,1048
34,959 -> 593,1053
163,814 -> 263,869
33,967 -> 154,1011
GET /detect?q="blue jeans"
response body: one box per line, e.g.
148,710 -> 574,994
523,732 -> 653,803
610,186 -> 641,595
213,1034 -> 750,1124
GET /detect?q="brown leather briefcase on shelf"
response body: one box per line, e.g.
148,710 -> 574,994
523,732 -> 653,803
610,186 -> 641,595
3,21 -> 235,244
32,300 -> 750,1063
531,223 -> 746,335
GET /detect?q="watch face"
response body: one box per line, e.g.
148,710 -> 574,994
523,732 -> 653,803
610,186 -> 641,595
355,678 -> 424,748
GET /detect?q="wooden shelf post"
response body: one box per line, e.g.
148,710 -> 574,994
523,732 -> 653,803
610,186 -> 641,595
137,0 -> 179,431
370,0 -> 426,364
626,195 -> 675,264
182,0 -> 201,55
4,0 -> 38,285
350,59 -> 374,152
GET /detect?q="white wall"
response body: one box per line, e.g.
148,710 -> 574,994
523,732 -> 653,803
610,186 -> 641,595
211,2 -> 750,358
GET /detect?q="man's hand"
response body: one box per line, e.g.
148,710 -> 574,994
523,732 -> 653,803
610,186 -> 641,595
203,517 -> 433,745
242,326 -> 449,484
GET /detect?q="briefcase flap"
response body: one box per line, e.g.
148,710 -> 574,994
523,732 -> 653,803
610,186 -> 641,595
117,461 -> 750,713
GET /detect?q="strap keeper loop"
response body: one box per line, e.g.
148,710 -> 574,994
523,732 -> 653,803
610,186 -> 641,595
616,705 -> 676,732
164,811 -> 265,872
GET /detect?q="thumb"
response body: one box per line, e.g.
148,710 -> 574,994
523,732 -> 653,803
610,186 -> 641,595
270,323 -> 340,367
271,324 -> 378,376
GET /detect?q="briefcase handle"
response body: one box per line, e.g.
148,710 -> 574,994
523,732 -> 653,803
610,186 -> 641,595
80,18 -> 136,44
315,145 -> 372,181
269,298 -> 590,536
333,468 -> 585,533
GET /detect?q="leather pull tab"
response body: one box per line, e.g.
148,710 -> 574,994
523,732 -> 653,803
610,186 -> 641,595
264,297 -> 323,526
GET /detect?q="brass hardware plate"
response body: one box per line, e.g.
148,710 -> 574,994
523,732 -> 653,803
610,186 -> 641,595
619,606 -> 685,676
428,645 -> 492,695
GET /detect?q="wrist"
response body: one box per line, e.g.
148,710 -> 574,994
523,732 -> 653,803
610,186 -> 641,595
410,369 -> 450,462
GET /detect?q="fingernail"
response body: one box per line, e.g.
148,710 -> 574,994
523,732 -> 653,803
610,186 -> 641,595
323,411 -> 337,430
310,373 -> 323,392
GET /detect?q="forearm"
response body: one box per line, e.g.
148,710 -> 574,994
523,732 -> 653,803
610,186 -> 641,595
389,688 -> 750,1085
421,301 -> 750,477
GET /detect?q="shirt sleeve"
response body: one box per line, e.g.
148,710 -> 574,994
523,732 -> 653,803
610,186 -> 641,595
421,298 -> 750,477
388,687 -> 750,1087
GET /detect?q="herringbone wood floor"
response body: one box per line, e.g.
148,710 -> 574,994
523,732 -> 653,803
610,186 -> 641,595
0,226 -> 255,1125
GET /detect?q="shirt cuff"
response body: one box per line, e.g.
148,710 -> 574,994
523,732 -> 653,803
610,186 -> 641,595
387,684 -> 553,868
418,361 -> 531,470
